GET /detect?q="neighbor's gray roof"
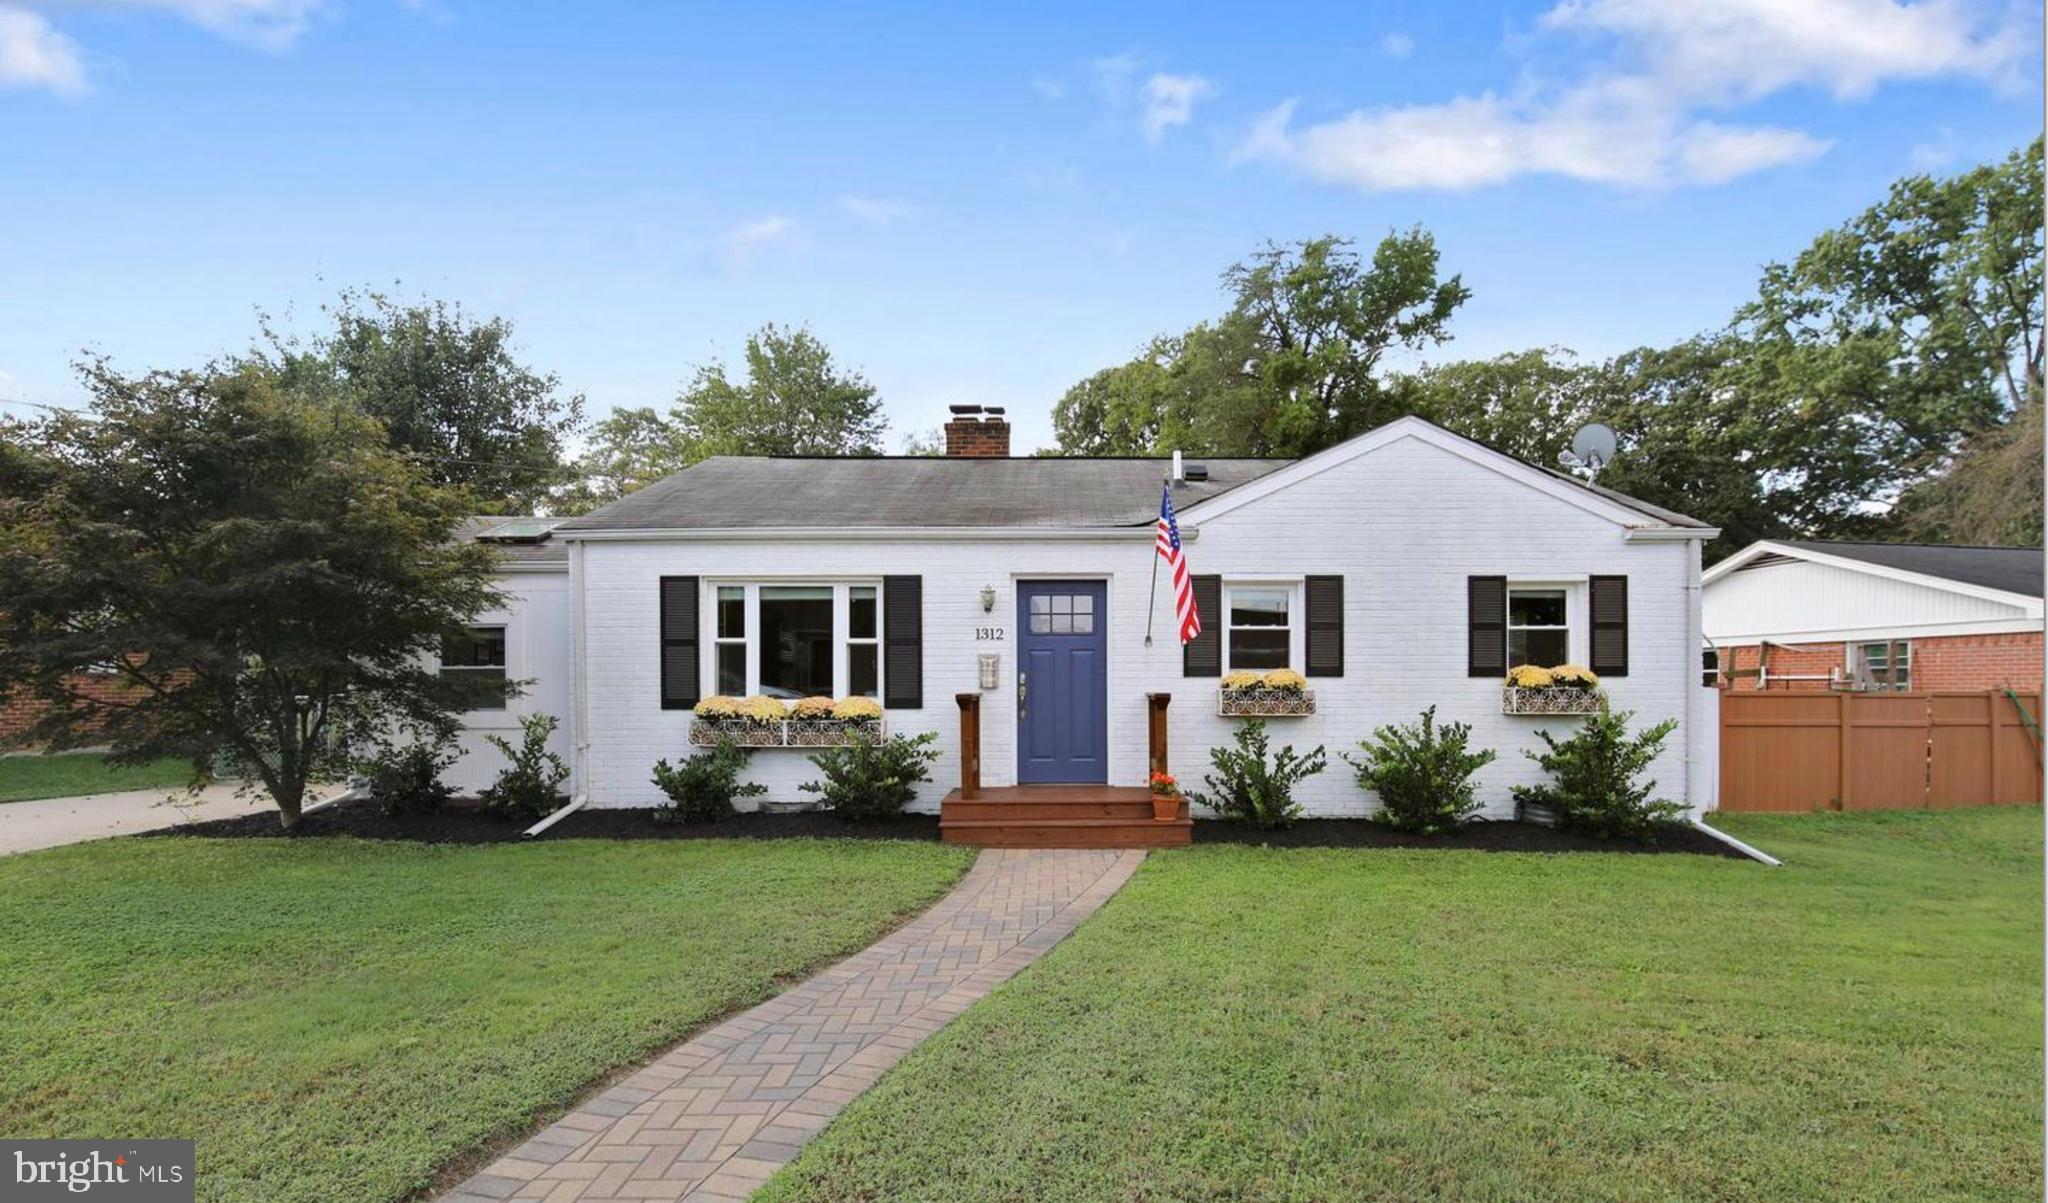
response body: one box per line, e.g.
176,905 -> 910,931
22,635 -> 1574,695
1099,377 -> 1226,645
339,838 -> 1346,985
1776,541 -> 2043,598
459,516 -> 568,565
553,456 -> 1290,530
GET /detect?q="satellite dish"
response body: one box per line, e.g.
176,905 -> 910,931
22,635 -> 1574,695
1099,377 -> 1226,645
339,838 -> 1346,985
1561,422 -> 1618,478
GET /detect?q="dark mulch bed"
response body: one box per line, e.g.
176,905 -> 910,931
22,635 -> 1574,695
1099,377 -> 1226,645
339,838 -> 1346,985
1194,817 -> 1750,858
144,797 -> 942,845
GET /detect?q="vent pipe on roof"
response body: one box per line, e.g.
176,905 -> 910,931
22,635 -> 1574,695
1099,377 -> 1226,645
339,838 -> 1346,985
1171,450 -> 1184,483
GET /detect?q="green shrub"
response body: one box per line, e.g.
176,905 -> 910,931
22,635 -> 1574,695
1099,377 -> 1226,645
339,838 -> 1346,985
1349,706 -> 1497,834
479,713 -> 569,821
360,736 -> 457,817
801,732 -> 940,820
651,740 -> 765,824
1511,709 -> 1683,841
1189,720 -> 1327,829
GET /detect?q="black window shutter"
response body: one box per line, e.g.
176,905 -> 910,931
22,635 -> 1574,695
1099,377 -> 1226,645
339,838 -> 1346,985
1305,575 -> 1344,677
1590,574 -> 1629,677
883,575 -> 923,709
1183,575 -> 1222,676
1467,575 -> 1507,677
659,576 -> 700,709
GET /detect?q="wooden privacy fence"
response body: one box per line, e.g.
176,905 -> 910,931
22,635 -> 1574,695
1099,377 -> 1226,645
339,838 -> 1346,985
1720,689 -> 2043,812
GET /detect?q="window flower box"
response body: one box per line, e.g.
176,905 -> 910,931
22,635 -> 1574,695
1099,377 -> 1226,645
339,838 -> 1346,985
1501,664 -> 1606,715
1218,670 -> 1316,717
690,696 -> 884,747
1500,686 -> 1608,716
688,715 -> 885,748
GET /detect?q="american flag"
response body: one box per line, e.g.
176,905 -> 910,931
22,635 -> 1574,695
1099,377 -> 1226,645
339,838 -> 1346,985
1156,484 -> 1201,644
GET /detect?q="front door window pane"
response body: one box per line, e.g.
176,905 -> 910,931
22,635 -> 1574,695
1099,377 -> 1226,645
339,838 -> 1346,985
759,586 -> 833,697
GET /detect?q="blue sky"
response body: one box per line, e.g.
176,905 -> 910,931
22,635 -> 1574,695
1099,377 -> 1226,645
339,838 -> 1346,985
1,1 -> 2039,452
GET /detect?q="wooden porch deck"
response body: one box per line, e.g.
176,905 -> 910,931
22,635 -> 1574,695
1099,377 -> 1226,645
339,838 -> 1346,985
938,785 -> 1191,848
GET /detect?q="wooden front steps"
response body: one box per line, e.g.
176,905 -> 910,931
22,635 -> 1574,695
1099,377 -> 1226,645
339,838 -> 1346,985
940,785 -> 1191,849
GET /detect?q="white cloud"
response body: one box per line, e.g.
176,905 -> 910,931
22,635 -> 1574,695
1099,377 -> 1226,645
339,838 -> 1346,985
1381,32 -> 1415,59
0,7 -> 84,95
1088,52 -> 1140,98
714,215 -> 804,269
1028,71 -> 1065,100
1140,71 -> 1212,144
1236,0 -> 2019,192
0,0 -> 326,94
1540,0 -> 2025,101
1674,120 -> 1832,183
838,195 -> 915,226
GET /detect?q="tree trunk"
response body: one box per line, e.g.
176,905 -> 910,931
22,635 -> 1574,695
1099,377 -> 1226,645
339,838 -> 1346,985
274,786 -> 304,831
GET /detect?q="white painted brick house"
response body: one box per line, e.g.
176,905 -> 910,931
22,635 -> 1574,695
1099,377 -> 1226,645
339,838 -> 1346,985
448,413 -> 1720,832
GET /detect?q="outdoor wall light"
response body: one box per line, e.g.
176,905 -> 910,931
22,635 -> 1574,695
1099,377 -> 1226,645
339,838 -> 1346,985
979,585 -> 996,612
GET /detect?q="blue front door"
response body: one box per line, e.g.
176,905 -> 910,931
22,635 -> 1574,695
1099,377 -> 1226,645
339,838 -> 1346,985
1016,581 -> 1109,784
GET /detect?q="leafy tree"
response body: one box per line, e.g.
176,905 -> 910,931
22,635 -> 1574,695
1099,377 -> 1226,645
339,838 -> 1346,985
1053,232 -> 1468,456
676,323 -> 887,457
1390,347 -> 1600,464
265,289 -> 585,513
567,323 -> 886,510
0,359 -> 504,827
1892,398 -> 2044,545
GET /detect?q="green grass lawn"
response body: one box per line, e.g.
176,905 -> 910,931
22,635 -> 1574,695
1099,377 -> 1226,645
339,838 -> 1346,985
0,751 -> 196,802
761,808 -> 2043,1203
0,836 -> 971,1203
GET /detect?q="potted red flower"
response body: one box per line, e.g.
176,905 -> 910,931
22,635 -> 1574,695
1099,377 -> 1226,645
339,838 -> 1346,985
1147,771 -> 1183,822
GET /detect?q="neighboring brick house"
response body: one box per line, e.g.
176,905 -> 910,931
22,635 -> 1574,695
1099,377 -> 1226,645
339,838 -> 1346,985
0,674 -> 150,747
1702,541 -> 2043,693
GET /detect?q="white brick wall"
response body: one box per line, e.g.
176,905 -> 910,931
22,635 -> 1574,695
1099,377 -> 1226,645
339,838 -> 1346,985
571,431 -> 1709,818
447,570 -> 573,794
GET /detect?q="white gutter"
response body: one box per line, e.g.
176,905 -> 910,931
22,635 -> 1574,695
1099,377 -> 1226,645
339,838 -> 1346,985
523,793 -> 588,839
553,525 -> 1185,543
1624,527 -> 1720,542
1692,818 -> 1782,866
1684,538 -> 1702,816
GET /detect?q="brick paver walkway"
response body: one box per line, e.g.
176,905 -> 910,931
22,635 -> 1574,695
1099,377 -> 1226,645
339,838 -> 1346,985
441,847 -> 1145,1203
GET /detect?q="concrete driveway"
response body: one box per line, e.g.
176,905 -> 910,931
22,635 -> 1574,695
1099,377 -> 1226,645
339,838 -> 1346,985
0,784 -> 337,855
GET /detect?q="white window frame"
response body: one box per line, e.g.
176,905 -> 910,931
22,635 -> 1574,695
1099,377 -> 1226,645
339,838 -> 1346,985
1505,581 -> 1581,669
1849,640 -> 1911,691
440,622 -> 510,715
1220,579 -> 1303,674
701,579 -> 884,700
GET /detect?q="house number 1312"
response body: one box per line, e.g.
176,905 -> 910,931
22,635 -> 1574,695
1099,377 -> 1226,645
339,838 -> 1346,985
974,627 -> 1005,641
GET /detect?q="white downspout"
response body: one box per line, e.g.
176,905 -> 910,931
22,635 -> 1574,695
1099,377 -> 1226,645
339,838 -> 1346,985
569,539 -> 591,807
1684,538 -> 1702,816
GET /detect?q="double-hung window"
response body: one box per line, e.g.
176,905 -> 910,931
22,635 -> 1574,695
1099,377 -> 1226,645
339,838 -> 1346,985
1507,588 -> 1569,668
709,582 -> 883,699
440,625 -> 507,709
1223,583 -> 1295,672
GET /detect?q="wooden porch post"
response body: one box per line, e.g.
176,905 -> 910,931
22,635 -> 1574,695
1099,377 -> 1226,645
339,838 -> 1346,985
1146,692 -> 1171,779
955,692 -> 981,800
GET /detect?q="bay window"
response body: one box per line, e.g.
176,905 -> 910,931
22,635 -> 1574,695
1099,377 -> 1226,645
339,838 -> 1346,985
707,581 -> 883,699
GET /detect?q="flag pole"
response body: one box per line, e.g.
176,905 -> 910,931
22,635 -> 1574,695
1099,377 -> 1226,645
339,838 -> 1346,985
1144,477 -> 1163,647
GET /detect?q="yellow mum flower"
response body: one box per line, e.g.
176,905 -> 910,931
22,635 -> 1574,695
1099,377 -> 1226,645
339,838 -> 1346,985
792,696 -> 837,718
1550,664 -> 1601,690
1505,665 -> 1555,688
833,696 -> 884,721
693,696 -> 740,717
1221,670 -> 1263,689
736,695 -> 789,723
1262,669 -> 1307,692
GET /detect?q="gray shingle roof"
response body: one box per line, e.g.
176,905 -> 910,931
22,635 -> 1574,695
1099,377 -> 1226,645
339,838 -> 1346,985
553,456 -> 1290,530
1776,541 -> 2043,598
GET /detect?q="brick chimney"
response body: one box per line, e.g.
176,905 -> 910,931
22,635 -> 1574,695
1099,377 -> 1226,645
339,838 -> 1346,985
943,404 -> 1011,458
